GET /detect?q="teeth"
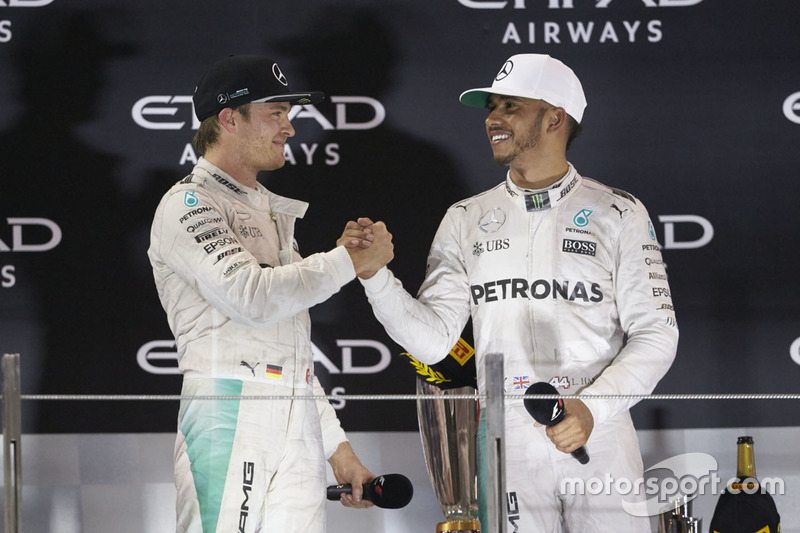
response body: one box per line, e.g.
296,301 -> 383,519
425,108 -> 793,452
491,134 -> 510,141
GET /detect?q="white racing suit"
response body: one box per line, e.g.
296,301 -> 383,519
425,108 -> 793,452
360,164 -> 678,532
148,158 -> 353,533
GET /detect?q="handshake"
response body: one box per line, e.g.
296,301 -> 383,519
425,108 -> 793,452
338,216 -> 394,280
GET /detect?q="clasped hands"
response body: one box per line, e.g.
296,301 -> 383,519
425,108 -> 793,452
338,217 -> 394,279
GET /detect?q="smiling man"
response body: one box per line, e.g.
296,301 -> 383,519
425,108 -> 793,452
351,53 -> 678,531
148,55 -> 393,533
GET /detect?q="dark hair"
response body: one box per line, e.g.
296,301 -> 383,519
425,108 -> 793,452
566,115 -> 582,151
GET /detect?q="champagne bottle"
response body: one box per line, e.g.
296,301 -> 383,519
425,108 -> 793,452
709,436 -> 781,533
731,436 -> 758,492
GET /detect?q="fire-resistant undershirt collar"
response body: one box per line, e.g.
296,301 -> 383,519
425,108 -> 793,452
504,163 -> 581,212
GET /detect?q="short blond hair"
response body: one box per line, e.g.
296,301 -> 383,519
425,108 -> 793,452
192,104 -> 251,155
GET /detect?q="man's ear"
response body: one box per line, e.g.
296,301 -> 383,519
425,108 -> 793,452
548,107 -> 566,131
217,108 -> 236,132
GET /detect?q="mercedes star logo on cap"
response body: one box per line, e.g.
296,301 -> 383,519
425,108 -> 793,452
272,63 -> 288,86
496,60 -> 514,81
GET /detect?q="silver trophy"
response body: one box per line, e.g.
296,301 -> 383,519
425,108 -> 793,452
416,378 -> 480,532
657,495 -> 701,533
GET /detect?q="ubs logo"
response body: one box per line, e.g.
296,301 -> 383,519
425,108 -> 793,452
473,238 -> 510,256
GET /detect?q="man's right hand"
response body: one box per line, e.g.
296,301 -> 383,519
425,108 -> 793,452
339,217 -> 393,279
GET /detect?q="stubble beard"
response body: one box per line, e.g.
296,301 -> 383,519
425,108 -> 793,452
493,109 -> 546,166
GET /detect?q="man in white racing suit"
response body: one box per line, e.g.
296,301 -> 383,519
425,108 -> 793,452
148,55 -> 393,533
350,54 -> 678,531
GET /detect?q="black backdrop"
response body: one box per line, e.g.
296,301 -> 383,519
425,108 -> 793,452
1,0 -> 799,434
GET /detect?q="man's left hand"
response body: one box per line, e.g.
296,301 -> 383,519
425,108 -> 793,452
328,442 -> 375,509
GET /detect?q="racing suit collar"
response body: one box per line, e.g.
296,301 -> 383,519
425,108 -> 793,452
194,157 -> 308,218
504,163 -> 581,212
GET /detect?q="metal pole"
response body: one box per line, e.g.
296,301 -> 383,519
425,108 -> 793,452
483,353 -> 506,533
3,353 -> 23,533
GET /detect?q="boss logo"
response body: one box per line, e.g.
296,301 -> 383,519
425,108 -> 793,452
562,238 -> 597,256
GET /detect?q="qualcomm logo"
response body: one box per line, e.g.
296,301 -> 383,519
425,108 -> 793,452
457,0 -> 703,9
131,95 -> 385,131
783,92 -> 800,124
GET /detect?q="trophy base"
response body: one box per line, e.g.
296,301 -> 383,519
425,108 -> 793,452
436,519 -> 481,532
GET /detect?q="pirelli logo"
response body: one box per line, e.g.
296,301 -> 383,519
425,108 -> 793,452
194,227 -> 228,243
562,238 -> 597,257
449,337 -> 475,366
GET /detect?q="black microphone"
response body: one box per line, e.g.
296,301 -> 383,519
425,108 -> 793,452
326,473 -> 414,509
523,381 -> 590,465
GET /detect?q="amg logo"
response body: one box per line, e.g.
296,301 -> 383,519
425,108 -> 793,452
239,461 -> 255,532
194,227 -> 228,243
562,238 -> 596,256
507,491 -> 520,532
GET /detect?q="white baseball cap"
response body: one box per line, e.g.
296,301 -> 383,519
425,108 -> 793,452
460,54 -> 587,123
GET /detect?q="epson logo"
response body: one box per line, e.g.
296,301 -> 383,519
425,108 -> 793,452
562,238 -> 596,256
783,92 -> 800,124
471,278 -> 603,304
202,236 -> 238,254
457,0 -> 702,9
132,95 -> 385,131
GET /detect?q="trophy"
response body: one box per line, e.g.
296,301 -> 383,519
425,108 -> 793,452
405,337 -> 481,533
657,495 -> 701,533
